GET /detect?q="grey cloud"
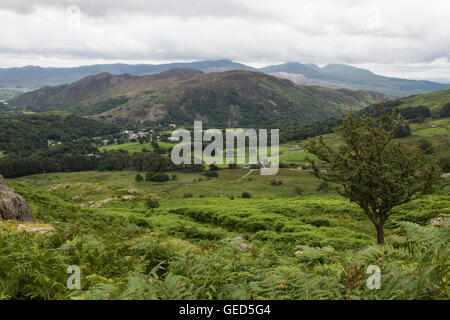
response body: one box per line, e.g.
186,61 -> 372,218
0,0 -> 449,81
0,0 -> 259,18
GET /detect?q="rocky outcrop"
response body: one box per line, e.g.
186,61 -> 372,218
0,175 -> 35,222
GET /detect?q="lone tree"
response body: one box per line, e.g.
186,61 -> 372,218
304,108 -> 440,244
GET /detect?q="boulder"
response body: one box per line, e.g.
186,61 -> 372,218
0,175 -> 35,222
430,216 -> 449,228
441,173 -> 450,179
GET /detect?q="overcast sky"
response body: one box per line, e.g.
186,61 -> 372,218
1,0 -> 449,81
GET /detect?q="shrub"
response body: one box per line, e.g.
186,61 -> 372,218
394,123 -> 411,138
145,172 -> 155,181
410,116 -> 424,123
438,155 -> 450,171
399,105 -> 431,119
171,174 -> 178,181
317,181 -> 329,192
301,217 -> 331,227
128,216 -> 152,228
241,192 -> 252,198
293,185 -> 303,195
145,197 -> 160,210
270,179 -> 283,186
150,173 -> 170,182
439,102 -> 450,118
418,139 -> 433,154
183,193 -> 193,198
205,171 -> 219,178
135,174 -> 143,182
209,164 -> 219,171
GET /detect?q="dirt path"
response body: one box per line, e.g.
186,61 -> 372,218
238,169 -> 256,180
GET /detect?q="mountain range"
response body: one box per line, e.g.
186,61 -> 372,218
9,69 -> 390,126
1,60 -> 449,98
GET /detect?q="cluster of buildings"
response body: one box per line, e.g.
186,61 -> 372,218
121,129 -> 152,141
47,140 -> 62,147
288,146 -> 307,152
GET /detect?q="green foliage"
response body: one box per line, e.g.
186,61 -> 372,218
305,108 -> 441,244
270,179 -> 283,186
145,172 -> 154,181
135,174 -> 143,183
293,185 -> 303,195
241,192 -> 252,199
399,105 -> 431,120
278,118 -> 342,143
394,123 -> 411,138
145,197 -> 160,210
418,139 -> 434,154
150,172 -> 170,182
0,177 -> 448,300
317,181 -> 330,192
209,164 -> 219,171
438,155 -> 450,172
205,171 -> 219,178
440,102 -> 450,118
0,113 -> 118,154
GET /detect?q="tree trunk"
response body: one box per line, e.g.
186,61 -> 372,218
375,223 -> 385,245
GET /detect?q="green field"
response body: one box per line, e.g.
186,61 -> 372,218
411,118 -> 450,137
300,117 -> 450,160
101,141 -> 176,153
103,140 -> 317,168
396,89 -> 450,112
280,150 -> 317,164
16,169 -> 325,200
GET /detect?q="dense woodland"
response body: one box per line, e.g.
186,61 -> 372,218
0,113 -> 119,154
0,101 -> 449,178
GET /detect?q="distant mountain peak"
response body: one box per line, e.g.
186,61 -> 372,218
1,60 -> 449,97
321,64 -> 375,74
263,62 -> 450,97
154,68 -> 204,79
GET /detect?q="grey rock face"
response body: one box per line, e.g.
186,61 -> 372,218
0,175 -> 35,222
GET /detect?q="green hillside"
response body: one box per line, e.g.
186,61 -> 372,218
4,164 -> 448,300
395,89 -> 450,113
9,70 -> 390,126
0,113 -> 119,154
